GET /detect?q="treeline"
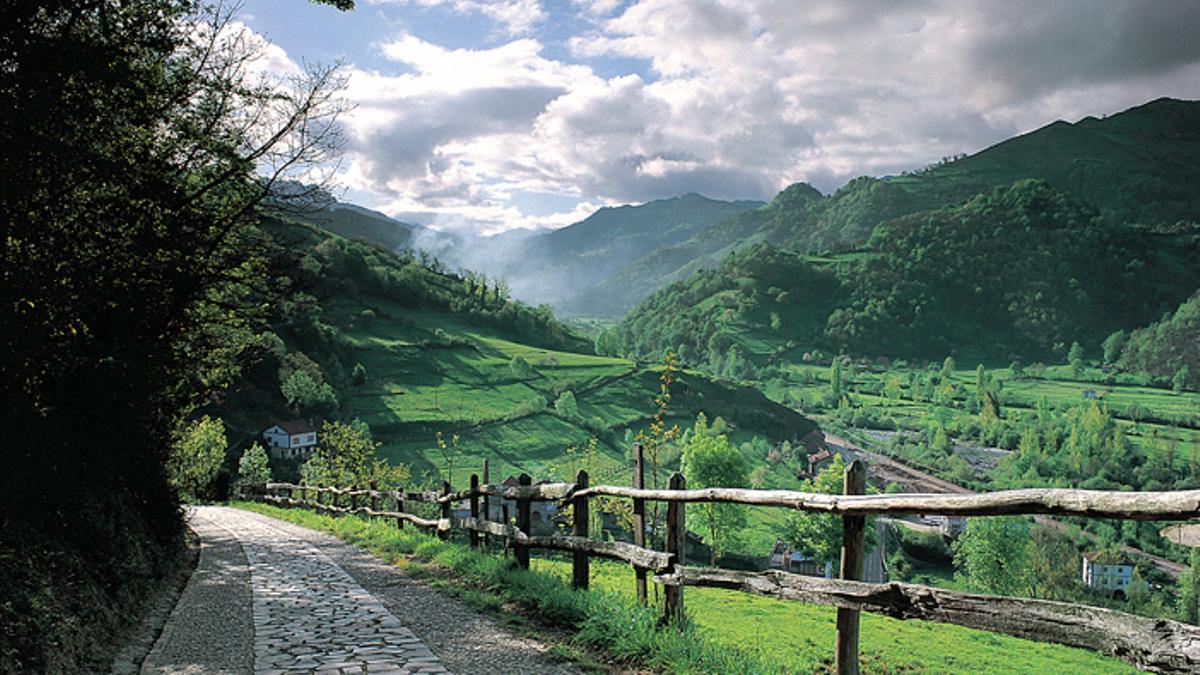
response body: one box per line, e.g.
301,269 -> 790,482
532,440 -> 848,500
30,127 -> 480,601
612,180 -> 1200,367
0,1 -> 349,670
1115,290 -> 1200,390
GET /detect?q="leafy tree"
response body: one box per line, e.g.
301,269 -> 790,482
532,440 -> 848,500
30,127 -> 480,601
435,431 -> 461,485
351,362 -> 367,385
281,369 -> 338,415
554,390 -> 579,418
769,311 -> 782,331
1101,330 -> 1127,364
168,416 -> 227,501
302,421 -> 407,490
1068,341 -> 1085,376
509,355 -> 535,379
1,0 -> 345,549
830,358 -> 844,401
780,455 -> 875,566
1179,549 -> 1200,624
1174,366 -> 1190,394
680,414 -> 748,563
1028,526 -> 1079,600
940,356 -> 956,383
952,516 -> 1035,596
237,443 -> 272,489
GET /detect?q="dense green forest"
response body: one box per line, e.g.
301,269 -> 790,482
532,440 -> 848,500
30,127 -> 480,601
0,1 -> 350,670
612,179 -> 1200,367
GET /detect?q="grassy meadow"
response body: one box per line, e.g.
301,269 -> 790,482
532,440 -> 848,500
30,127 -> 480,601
237,502 -> 1136,674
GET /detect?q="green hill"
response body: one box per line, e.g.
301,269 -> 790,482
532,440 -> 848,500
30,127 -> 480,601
308,202 -> 420,251
576,98 -> 1200,317
614,179 -> 1200,365
211,211 -> 817,489
444,193 -> 762,314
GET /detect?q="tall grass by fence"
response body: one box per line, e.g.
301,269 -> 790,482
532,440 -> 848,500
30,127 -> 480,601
245,444 -> 1200,674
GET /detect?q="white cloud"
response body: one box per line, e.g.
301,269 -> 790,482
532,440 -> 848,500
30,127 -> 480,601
314,0 -> 1200,233
366,0 -> 546,35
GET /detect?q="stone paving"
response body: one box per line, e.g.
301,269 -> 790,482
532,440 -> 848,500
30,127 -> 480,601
204,508 -> 448,675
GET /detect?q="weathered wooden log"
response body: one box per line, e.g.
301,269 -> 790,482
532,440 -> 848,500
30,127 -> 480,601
515,474 -> 532,569
481,459 -> 491,552
836,459 -> 867,675
469,474 -> 480,549
438,481 -> 451,541
663,473 -> 685,626
526,534 -> 673,572
632,442 -> 648,605
438,481 -> 577,503
574,485 -> 1200,520
573,470 -> 590,590
655,567 -> 1200,674
260,495 -> 441,529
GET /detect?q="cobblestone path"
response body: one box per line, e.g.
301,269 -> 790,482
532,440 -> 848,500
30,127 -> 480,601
166,507 -> 447,675
231,510 -> 447,674
146,507 -> 575,675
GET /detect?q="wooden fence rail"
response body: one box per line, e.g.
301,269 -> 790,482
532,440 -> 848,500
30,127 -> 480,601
248,455 -> 1200,674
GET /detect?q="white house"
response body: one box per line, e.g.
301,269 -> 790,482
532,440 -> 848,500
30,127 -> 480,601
1082,552 -> 1133,591
262,419 -> 318,459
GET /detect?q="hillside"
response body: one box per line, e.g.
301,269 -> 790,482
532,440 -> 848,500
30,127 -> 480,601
1118,290 -> 1200,389
210,212 -> 818,489
308,202 -> 420,251
426,193 -> 762,314
576,98 -> 1200,317
613,179 -> 1200,365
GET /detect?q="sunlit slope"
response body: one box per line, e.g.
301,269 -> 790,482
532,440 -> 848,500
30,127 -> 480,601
216,213 -> 816,488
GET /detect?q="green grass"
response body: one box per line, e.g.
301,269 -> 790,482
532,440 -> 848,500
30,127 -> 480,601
237,503 -> 1136,674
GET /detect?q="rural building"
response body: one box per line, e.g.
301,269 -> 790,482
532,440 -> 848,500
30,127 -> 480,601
485,476 -> 559,535
923,514 -> 966,538
262,419 -> 318,459
1081,552 -> 1133,591
804,448 -> 835,477
768,539 -> 832,577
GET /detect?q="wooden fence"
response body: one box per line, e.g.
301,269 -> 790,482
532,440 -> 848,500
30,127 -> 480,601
246,445 -> 1200,674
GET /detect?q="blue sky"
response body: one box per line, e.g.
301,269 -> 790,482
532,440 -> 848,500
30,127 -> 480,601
239,0 -> 1200,234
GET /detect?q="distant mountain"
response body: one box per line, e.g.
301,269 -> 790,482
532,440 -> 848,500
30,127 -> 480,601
308,202 -> 420,251
613,178 -> 1200,366
435,193 -> 762,313
578,98 -> 1200,318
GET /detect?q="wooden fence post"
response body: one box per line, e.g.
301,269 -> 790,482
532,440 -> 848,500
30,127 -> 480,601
370,481 -> 379,520
573,470 -> 590,590
439,481 -> 452,540
396,491 -> 405,530
350,487 -> 359,513
515,473 -> 532,569
835,459 -> 867,675
663,472 -> 686,626
502,504 -> 511,558
632,442 -> 648,604
469,474 -> 481,549
481,459 -> 491,551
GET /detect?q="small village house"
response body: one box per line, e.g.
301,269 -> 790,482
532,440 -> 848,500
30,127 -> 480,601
768,539 -> 832,578
262,419 -> 318,460
481,476 -> 558,535
1081,551 -> 1133,591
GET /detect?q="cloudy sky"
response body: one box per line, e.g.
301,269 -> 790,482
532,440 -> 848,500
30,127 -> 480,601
243,0 -> 1200,234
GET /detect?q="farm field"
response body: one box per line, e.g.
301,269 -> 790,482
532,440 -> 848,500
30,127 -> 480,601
531,557 -> 1135,674
319,292 -> 813,490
